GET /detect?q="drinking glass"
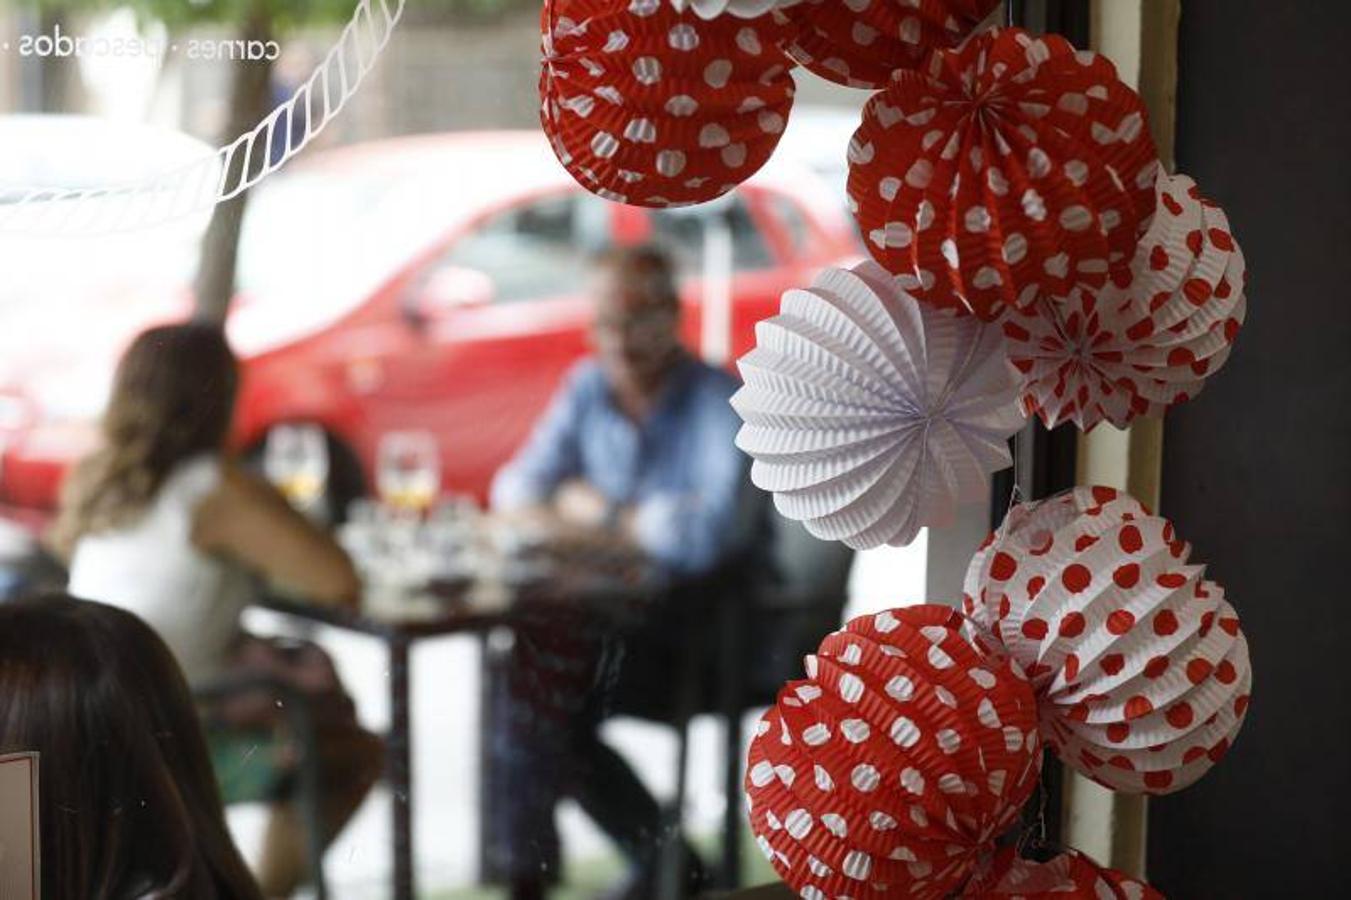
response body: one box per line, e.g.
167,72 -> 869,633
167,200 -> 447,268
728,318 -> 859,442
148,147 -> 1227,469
377,430 -> 442,516
263,424 -> 329,513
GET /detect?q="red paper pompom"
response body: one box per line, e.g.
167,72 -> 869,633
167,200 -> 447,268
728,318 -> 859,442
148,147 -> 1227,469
781,0 -> 1001,89
963,846 -> 1165,898
746,605 -> 1041,899
1004,170 -> 1248,430
540,0 -> 797,208
848,27 -> 1159,320
963,486 -> 1252,795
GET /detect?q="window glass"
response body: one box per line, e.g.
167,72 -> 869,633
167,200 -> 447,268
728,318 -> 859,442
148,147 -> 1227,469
438,192 -> 610,303
647,194 -> 775,274
768,194 -> 814,257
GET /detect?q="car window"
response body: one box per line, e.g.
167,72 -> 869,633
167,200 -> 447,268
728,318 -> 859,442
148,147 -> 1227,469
437,192 -> 611,304
767,194 -> 814,258
647,194 -> 775,274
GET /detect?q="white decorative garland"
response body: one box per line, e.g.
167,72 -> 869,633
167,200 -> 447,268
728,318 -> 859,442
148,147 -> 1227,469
0,0 -> 405,236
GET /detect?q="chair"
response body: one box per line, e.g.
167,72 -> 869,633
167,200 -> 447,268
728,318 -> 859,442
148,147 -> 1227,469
193,672 -> 329,900
655,516 -> 855,897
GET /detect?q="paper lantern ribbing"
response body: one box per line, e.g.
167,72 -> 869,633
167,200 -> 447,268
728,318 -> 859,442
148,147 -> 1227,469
670,0 -> 802,19
963,847 -> 1165,899
963,486 -> 1252,794
540,0 -> 797,208
1004,171 -> 1248,430
730,261 -> 1025,549
746,605 -> 1042,899
781,0 -> 1001,89
848,27 -> 1159,321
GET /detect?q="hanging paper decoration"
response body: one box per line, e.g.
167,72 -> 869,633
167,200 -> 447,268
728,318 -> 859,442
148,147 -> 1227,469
963,486 -> 1252,794
781,0 -> 1001,88
746,605 -> 1042,899
963,846 -> 1165,899
670,0 -> 802,20
848,27 -> 1159,321
1003,171 -> 1248,430
730,261 -> 1025,549
540,0 -> 797,208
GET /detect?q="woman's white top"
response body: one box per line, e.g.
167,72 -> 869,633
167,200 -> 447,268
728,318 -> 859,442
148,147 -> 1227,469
68,455 -> 253,684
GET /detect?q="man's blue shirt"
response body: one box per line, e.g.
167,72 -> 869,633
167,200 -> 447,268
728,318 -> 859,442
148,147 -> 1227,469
491,355 -> 757,576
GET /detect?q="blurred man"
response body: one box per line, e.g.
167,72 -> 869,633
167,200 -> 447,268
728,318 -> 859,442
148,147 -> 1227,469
488,245 -> 767,899
492,243 -> 754,575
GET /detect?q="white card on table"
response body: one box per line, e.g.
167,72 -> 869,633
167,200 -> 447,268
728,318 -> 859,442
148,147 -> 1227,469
0,753 -> 39,900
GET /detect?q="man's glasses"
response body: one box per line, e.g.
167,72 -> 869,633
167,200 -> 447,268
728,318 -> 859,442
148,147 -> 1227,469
591,307 -> 678,348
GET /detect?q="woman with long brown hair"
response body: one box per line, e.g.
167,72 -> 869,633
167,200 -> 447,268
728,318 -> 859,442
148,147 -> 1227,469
52,322 -> 381,897
0,594 -> 264,900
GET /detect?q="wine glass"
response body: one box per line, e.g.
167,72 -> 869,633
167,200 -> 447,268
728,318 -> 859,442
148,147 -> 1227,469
263,424 -> 329,513
377,430 -> 441,517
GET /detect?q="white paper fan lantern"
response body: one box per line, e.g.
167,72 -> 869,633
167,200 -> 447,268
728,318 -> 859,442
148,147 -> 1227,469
731,261 -> 1025,549
670,0 -> 803,19
963,486 -> 1252,794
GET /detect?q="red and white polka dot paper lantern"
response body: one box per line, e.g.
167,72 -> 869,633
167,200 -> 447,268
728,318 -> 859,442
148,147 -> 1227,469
962,846 -> 1165,899
746,605 -> 1042,899
670,0 -> 802,20
540,0 -> 797,208
781,0 -> 1001,89
848,27 -> 1159,321
963,486 -> 1252,794
1003,170 -> 1248,430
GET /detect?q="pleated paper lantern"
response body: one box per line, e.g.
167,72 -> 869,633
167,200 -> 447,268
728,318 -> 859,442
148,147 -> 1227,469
963,486 -> 1252,794
848,27 -> 1160,320
1004,170 -> 1248,430
730,261 -> 1025,549
746,605 -> 1042,899
963,847 -> 1165,899
781,0 -> 1001,88
671,0 -> 802,19
540,0 -> 797,208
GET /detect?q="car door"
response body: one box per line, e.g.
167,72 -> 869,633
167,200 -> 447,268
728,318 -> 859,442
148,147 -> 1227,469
353,189 -> 614,501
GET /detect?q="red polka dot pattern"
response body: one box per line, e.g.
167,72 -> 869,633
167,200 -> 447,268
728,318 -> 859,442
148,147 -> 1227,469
848,27 -> 1159,321
961,846 -> 1165,898
540,0 -> 797,208
780,0 -> 1001,89
962,486 -> 1252,795
671,0 -> 802,20
745,605 -> 1041,899
1004,171 -> 1248,430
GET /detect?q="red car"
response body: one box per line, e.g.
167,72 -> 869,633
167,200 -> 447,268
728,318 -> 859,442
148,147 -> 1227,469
0,130 -> 859,524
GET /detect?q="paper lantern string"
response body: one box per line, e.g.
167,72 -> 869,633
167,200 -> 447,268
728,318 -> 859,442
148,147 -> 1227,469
0,0 -> 406,236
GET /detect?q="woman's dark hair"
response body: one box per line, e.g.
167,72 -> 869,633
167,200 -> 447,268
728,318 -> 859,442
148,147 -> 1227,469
0,595 -> 262,900
52,322 -> 239,554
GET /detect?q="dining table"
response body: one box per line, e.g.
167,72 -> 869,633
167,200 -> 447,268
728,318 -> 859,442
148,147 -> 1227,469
253,512 -> 662,900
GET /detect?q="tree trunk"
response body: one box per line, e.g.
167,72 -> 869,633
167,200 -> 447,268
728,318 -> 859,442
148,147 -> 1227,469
193,9 -> 277,325
37,6 -> 85,113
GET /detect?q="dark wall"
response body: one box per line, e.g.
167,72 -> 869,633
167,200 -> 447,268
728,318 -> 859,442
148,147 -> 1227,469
1152,2 -> 1351,896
